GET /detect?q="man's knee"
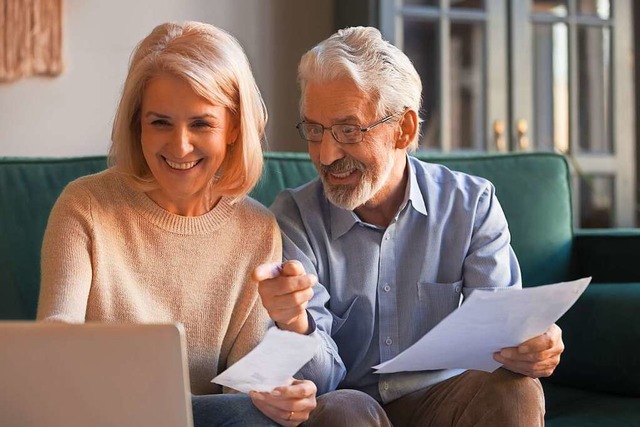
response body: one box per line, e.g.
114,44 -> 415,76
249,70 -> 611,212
490,369 -> 544,404
306,389 -> 392,427
476,369 -> 545,424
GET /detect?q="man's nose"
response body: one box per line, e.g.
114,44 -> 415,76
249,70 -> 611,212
318,129 -> 344,166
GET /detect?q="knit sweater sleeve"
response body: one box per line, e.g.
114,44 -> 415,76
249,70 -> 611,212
221,296 -> 270,395
37,181 -> 93,322
223,214 -> 282,393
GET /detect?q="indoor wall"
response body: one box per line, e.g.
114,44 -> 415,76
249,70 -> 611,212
0,0 -> 334,157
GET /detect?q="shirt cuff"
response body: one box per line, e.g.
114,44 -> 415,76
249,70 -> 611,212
272,310 -> 317,335
305,310 -> 317,335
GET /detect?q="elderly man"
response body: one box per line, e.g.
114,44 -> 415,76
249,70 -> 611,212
254,26 -> 562,426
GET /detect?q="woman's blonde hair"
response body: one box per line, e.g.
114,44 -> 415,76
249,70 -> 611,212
109,21 -> 267,200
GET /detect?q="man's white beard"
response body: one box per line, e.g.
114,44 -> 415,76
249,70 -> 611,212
321,155 -> 394,211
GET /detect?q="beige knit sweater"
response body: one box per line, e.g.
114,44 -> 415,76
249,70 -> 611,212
37,169 -> 281,395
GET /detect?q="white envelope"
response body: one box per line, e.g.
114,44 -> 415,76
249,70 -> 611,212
212,327 -> 320,393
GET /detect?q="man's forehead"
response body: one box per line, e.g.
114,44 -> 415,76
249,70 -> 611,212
304,78 -> 367,98
302,80 -> 376,121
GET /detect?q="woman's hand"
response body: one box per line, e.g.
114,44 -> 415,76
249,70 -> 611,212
249,379 -> 317,426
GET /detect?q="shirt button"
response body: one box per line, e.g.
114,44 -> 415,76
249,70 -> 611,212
383,284 -> 391,292
385,337 -> 393,346
383,382 -> 389,391
455,285 -> 462,293
385,235 -> 390,240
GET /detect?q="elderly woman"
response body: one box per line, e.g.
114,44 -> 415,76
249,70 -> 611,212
37,21 -> 315,426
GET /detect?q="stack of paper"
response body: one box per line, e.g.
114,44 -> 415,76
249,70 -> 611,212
373,277 -> 590,373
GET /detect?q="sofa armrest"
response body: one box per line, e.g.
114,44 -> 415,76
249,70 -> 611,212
560,229 -> 640,396
573,229 -> 640,282
548,283 -> 640,397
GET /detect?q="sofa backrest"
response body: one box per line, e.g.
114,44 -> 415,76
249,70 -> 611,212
0,152 -> 573,320
0,157 -> 108,319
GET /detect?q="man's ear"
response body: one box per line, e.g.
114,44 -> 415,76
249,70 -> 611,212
395,109 -> 418,149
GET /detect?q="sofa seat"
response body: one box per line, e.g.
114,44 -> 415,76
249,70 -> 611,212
544,382 -> 640,426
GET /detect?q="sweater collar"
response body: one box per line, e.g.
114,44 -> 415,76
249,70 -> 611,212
117,174 -> 236,235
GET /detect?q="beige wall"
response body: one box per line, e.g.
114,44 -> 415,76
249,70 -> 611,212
0,0 -> 333,156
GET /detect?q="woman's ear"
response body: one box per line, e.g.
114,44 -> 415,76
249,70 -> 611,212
228,114 -> 240,146
395,109 -> 418,150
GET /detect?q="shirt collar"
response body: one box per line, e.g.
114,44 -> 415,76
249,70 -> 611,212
406,155 -> 428,217
329,202 -> 360,240
328,155 -> 428,240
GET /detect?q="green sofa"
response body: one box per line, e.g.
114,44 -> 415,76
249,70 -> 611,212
1,152 -> 639,425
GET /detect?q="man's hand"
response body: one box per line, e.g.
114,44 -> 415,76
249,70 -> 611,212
494,323 -> 564,378
253,261 -> 316,334
249,379 -> 317,426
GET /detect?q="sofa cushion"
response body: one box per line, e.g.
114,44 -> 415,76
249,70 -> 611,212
0,157 -> 107,319
547,283 -> 640,396
250,152 -> 319,206
543,382 -> 640,426
574,229 -> 640,283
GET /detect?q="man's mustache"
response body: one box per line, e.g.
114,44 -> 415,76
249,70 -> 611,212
321,158 -> 366,175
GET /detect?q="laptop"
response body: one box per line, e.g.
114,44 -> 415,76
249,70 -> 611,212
0,322 -> 193,427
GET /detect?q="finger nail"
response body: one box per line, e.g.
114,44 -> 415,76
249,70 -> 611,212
270,390 -> 282,397
282,260 -> 305,275
254,263 -> 282,281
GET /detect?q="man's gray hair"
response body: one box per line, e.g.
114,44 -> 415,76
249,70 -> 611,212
298,26 -> 423,151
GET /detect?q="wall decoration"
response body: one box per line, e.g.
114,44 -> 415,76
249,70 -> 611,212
0,0 -> 63,83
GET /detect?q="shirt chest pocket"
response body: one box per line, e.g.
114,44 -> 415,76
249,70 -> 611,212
415,280 -> 463,331
331,296 -> 360,336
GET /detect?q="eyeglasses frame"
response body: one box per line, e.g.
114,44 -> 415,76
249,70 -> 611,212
295,114 -> 397,144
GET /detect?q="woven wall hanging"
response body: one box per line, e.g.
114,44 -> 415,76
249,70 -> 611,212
0,0 -> 63,83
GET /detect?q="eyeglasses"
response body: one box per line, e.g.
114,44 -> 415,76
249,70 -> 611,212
296,114 -> 396,144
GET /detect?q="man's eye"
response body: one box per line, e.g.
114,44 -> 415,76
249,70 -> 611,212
340,125 -> 359,135
307,126 -> 323,136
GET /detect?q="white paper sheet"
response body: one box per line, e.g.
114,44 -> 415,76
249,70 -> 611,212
212,327 -> 320,393
373,277 -> 591,374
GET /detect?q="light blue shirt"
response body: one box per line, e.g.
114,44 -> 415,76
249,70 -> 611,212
274,156 -> 521,403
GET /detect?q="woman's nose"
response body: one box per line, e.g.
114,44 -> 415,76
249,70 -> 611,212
170,126 -> 193,156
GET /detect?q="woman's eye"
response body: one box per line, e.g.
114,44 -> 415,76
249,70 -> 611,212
151,119 -> 170,126
192,120 -> 212,129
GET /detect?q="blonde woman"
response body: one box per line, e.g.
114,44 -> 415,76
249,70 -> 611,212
38,22 -> 316,426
